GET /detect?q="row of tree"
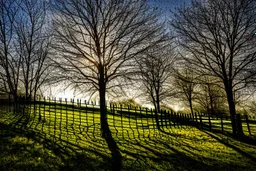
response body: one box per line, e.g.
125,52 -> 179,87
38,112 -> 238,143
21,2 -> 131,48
1,0 -> 256,136
0,0 -> 51,101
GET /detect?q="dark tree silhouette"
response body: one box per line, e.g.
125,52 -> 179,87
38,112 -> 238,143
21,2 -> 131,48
135,42 -> 175,113
51,0 -> 164,169
0,0 -> 20,100
173,64 -> 199,116
172,0 -> 256,135
15,0 -> 51,101
196,76 -> 226,117
0,0 -> 51,104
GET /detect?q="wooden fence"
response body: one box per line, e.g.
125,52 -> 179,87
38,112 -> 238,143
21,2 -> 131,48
0,97 -> 256,137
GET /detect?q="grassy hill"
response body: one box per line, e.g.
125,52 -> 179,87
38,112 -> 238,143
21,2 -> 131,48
0,103 -> 256,170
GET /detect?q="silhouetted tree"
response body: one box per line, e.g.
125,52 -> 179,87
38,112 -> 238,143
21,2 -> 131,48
15,0 -> 51,101
0,0 -> 20,101
196,76 -> 226,117
52,0 -> 164,170
135,42 -> 175,113
0,0 -> 51,105
172,0 -> 256,135
173,64 -> 199,116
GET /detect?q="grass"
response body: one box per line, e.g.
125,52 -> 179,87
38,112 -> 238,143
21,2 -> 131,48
0,103 -> 256,171
198,116 -> 256,136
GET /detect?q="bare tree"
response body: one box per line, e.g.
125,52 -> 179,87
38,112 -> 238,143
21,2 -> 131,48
172,0 -> 256,134
196,76 -> 227,117
135,42 -> 175,113
15,0 -> 51,101
0,0 -> 20,100
52,0 -> 164,169
173,64 -> 199,116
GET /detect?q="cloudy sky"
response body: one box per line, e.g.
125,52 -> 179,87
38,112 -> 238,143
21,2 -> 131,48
148,0 -> 191,12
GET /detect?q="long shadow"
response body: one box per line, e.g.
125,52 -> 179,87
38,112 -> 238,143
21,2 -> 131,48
158,125 -> 256,169
0,118 -> 113,170
201,130 -> 256,162
162,125 -> 256,161
2,106 -> 256,171
116,134 -> 254,171
164,117 -> 256,145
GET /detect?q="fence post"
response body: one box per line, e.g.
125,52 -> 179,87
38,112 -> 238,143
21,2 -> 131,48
54,97 -> 57,143
185,114 -> 188,125
120,104 -> 124,139
182,113 -> 185,125
179,113 -> 182,127
235,114 -> 243,135
135,107 -> 140,137
140,107 -> 145,138
171,111 -> 175,127
92,103 -> 96,139
245,115 -> 251,135
189,114 -> 192,124
220,113 -> 223,132
175,113 -> 179,127
72,99 -> 74,126
194,112 -> 198,127
208,113 -> 211,130
151,109 -> 156,135
59,98 -> 62,138
192,112 -> 194,122
128,106 -> 134,138
43,97 -> 46,122
78,99 -> 81,133
160,110 -> 163,129
199,112 -> 203,129
38,96 -> 41,122
146,108 -> 150,138
173,112 -> 177,127
168,111 -> 171,127
65,98 -> 68,139
112,104 -> 117,137
164,110 -> 168,128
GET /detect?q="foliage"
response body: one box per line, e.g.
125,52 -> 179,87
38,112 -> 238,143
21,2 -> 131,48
110,98 -> 142,108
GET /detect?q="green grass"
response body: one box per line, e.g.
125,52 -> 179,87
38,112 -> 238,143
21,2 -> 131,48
1,104 -> 256,171
197,116 -> 256,136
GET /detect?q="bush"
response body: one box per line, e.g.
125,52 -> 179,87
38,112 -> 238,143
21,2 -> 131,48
110,98 -> 141,108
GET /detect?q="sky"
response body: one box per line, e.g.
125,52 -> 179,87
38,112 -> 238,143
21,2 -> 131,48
148,0 -> 191,13
47,0 -> 191,108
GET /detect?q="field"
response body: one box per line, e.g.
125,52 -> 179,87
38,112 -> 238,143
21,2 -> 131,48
0,101 -> 256,171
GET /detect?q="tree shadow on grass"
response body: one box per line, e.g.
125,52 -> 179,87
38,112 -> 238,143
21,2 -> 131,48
2,111 -> 256,171
160,119 -> 256,146
117,133 -> 256,171
0,121 -> 113,171
201,130 -> 256,161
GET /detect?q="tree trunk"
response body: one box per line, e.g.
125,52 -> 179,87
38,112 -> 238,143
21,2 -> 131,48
99,67 -> 122,171
153,103 -> 160,130
156,92 -> 160,113
209,96 -> 215,117
208,84 -> 215,117
99,82 -> 111,138
224,83 -> 243,135
189,98 -> 194,116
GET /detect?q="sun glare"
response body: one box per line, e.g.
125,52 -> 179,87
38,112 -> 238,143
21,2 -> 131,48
172,105 -> 184,112
55,89 -> 74,99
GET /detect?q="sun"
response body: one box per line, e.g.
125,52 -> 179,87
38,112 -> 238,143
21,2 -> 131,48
172,104 -> 184,112
55,89 -> 74,99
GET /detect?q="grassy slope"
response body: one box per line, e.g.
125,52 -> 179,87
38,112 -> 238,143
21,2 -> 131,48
0,104 -> 256,171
